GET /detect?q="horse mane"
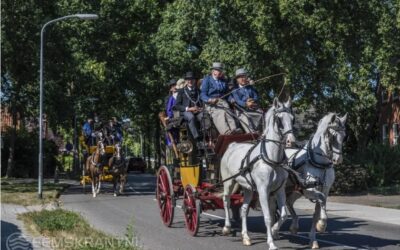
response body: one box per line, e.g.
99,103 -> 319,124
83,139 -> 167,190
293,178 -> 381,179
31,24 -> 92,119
262,105 -> 277,136
314,113 -> 337,139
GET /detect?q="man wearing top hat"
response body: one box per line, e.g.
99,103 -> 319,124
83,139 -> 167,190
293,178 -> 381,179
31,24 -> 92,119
174,72 -> 210,144
200,62 -> 241,135
231,68 -> 263,133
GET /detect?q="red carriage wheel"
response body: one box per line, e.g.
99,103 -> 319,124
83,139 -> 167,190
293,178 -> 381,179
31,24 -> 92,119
182,184 -> 201,236
156,165 -> 175,227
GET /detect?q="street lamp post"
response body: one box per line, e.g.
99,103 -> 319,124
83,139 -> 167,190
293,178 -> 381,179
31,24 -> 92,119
38,14 -> 98,199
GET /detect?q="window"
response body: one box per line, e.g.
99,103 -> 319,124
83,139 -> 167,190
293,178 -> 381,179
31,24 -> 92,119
382,90 -> 389,103
393,123 -> 399,145
382,124 -> 389,144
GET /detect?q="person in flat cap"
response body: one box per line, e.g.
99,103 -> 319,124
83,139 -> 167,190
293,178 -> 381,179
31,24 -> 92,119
174,72 -> 210,146
200,62 -> 241,135
230,68 -> 262,133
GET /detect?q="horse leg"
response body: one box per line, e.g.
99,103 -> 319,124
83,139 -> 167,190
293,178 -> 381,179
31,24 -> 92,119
241,188 -> 253,246
97,175 -> 102,194
113,174 -> 118,197
258,187 -> 278,250
309,202 -> 321,249
271,184 -> 288,240
119,173 -> 126,194
92,175 -> 97,198
222,180 -> 234,236
287,191 -> 302,234
316,189 -> 329,233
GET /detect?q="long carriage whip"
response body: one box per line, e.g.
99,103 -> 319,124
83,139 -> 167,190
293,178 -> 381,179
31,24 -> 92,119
219,72 -> 287,99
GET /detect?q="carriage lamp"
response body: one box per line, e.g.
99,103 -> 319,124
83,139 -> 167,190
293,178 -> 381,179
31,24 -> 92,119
38,14 -> 98,199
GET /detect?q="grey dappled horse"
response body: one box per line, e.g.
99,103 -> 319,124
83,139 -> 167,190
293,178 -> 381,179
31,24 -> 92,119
285,113 -> 347,249
220,97 -> 296,249
109,143 -> 127,196
86,135 -> 106,198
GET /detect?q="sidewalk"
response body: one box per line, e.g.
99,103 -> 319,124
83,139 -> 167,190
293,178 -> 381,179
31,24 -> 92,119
295,197 -> 400,226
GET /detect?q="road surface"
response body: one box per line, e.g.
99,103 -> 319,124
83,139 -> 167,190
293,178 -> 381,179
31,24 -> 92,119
61,173 -> 400,250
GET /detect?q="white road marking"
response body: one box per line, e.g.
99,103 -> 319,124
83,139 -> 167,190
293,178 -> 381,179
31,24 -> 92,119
152,199 -> 363,249
128,186 -> 141,195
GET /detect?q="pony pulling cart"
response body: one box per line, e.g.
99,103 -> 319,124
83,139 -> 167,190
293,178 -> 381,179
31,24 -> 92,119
157,98 -> 296,249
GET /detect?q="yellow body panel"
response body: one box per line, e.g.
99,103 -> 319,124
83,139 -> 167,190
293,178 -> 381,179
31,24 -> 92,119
105,146 -> 114,154
180,165 -> 200,188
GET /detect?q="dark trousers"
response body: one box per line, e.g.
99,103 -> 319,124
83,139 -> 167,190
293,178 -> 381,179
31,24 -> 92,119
183,111 -> 204,140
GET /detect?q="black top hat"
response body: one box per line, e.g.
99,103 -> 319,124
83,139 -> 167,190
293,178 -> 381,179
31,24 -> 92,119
184,71 -> 195,79
167,79 -> 177,86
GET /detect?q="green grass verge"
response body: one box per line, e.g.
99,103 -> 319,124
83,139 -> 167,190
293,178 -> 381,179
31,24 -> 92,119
1,179 -> 69,206
18,209 -> 140,250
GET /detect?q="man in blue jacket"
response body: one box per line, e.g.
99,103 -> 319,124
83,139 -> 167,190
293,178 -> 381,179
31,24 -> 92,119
200,62 -> 241,135
82,117 -> 95,146
231,68 -> 263,133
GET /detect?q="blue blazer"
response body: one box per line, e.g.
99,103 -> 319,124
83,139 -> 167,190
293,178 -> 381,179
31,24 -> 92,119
200,75 -> 228,102
231,85 -> 259,108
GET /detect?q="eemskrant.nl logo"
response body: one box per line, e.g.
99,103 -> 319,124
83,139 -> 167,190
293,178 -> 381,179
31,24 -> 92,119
6,232 -> 33,250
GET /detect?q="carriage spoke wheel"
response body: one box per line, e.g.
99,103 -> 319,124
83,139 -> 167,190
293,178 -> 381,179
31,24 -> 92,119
182,184 -> 201,236
156,165 -> 175,227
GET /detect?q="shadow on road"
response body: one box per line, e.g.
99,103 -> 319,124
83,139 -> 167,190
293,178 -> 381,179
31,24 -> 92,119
1,220 -> 33,250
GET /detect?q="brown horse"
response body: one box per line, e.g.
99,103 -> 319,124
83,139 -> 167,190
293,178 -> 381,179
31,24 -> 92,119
109,143 -> 127,196
86,138 -> 106,198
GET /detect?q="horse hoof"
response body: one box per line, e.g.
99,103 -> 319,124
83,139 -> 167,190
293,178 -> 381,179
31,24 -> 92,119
222,226 -> 231,236
268,243 -> 278,250
93,193 -> 96,198
316,220 -> 326,233
242,238 -> 252,246
311,241 -> 319,249
113,193 -> 117,197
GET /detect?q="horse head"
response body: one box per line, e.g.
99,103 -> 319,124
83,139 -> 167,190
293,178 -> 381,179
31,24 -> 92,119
114,143 -> 122,161
314,113 -> 347,165
97,138 -> 106,156
327,113 -> 347,164
264,97 -> 296,147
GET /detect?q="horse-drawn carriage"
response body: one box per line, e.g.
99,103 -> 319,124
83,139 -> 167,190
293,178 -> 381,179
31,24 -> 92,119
79,134 -> 114,184
156,98 -> 348,249
79,130 -> 127,198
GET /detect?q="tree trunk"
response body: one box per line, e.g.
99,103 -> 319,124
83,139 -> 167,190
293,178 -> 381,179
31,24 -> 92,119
6,103 -> 17,177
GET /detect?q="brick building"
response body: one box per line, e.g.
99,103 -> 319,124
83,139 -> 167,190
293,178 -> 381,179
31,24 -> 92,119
379,88 -> 400,145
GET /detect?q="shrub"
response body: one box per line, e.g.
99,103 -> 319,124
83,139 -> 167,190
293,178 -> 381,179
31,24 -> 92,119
1,128 -> 60,178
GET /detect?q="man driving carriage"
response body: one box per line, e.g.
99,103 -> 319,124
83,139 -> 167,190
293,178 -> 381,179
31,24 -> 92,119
230,68 -> 263,133
200,62 -> 242,135
82,117 -> 95,146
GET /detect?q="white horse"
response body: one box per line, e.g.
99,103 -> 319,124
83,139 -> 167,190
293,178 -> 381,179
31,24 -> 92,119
220,97 -> 296,249
285,113 -> 347,249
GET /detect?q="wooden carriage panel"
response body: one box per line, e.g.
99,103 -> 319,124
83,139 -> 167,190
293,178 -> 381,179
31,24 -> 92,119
214,133 -> 259,157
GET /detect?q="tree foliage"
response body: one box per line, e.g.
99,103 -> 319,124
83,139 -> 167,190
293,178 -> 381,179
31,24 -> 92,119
2,0 -> 400,176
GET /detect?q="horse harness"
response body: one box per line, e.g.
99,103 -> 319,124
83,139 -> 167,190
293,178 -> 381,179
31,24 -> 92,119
289,124 -> 345,189
218,107 -> 293,192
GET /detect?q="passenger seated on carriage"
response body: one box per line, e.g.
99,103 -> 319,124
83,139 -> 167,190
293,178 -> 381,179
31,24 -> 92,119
165,79 -> 180,146
82,118 -> 95,146
200,62 -> 242,135
230,68 -> 263,133
174,72 -> 211,148
105,117 -> 123,145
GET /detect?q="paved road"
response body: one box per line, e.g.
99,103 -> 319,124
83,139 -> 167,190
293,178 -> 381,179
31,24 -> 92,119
61,173 -> 400,250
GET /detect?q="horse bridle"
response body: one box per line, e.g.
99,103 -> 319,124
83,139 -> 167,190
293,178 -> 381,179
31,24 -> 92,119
264,107 -> 294,145
308,122 -> 346,167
